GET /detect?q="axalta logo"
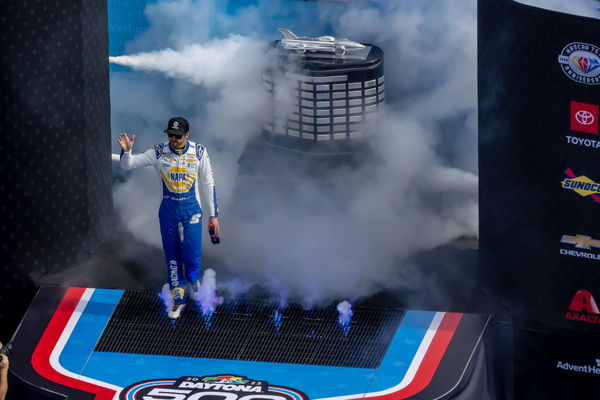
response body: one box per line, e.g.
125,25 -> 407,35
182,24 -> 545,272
120,375 -> 309,400
564,289 -> 600,324
561,168 -> 600,203
558,42 -> 600,85
571,101 -> 599,134
556,358 -> 600,375
560,234 -> 600,260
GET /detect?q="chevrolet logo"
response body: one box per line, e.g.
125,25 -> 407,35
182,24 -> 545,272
561,234 -> 600,250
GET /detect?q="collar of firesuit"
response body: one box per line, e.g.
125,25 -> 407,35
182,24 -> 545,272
169,141 -> 189,155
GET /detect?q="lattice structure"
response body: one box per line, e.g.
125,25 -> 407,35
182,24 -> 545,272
260,42 -> 384,153
96,291 -> 404,369
263,71 -> 385,141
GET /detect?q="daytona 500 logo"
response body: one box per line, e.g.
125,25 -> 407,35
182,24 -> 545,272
120,374 -> 309,400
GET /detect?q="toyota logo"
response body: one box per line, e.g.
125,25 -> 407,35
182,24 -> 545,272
575,110 -> 595,125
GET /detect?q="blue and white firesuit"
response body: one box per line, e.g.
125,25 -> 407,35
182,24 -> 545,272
120,141 -> 218,304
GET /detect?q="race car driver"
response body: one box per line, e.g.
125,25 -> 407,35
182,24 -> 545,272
118,116 -> 220,319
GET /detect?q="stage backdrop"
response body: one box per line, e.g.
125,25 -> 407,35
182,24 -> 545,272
479,0 -> 600,397
0,0 -> 112,339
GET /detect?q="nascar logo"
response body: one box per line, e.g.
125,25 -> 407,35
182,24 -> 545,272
558,42 -> 600,85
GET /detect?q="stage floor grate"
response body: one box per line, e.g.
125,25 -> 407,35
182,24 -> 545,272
95,291 -> 405,369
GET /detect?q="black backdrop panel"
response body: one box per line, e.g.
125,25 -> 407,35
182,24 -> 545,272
479,0 -> 600,330
513,326 -> 599,399
0,0 -> 112,339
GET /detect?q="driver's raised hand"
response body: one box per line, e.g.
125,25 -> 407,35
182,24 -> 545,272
118,132 -> 135,152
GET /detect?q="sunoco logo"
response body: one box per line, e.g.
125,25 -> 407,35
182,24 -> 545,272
560,234 -> 600,260
561,168 -> 600,203
120,374 -> 309,400
564,290 -> 600,325
558,42 -> 600,85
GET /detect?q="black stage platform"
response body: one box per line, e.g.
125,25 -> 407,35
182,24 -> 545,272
8,285 -> 491,400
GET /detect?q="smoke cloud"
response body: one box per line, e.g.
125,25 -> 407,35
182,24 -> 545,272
111,0 -> 481,307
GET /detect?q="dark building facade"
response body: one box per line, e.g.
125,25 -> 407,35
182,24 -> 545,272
0,0 -> 112,339
478,0 -> 600,398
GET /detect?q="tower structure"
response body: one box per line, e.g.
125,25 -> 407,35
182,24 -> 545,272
262,36 -> 384,153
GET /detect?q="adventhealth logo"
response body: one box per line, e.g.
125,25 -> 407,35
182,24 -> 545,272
561,168 -> 600,203
556,359 -> 600,375
560,234 -> 600,260
564,289 -> 600,325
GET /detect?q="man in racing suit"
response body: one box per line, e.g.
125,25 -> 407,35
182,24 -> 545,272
118,116 -> 220,319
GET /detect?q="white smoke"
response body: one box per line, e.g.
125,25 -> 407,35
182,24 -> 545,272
110,36 -> 263,88
193,268 -> 223,315
110,0 -> 480,306
337,300 -> 353,326
159,283 -> 174,313
110,35 -> 269,152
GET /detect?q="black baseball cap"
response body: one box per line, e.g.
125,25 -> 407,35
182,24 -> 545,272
164,117 -> 189,135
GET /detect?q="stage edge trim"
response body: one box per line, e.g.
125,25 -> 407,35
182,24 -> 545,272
31,287 -> 122,400
316,312 -> 462,400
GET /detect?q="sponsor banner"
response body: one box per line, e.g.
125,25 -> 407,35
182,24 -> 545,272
564,289 -> 600,325
561,168 -> 600,202
557,42 -> 600,85
555,359 -> 600,376
120,375 -> 309,400
564,135 -> 600,149
560,234 -> 600,260
482,0 -> 600,331
565,101 -> 599,149
570,101 -> 598,134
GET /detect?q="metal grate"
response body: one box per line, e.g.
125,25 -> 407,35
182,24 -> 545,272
95,291 -> 405,369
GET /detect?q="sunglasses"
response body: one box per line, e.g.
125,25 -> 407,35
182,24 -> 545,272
168,133 -> 183,139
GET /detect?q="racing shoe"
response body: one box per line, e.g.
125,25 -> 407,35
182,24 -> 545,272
168,303 -> 185,319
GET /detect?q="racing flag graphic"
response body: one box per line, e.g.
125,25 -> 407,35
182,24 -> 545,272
571,101 -> 599,134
